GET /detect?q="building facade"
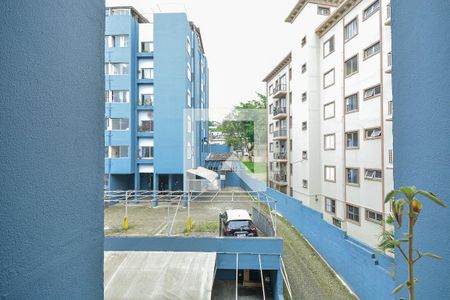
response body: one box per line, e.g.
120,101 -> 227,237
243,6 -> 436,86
105,7 -> 209,191
265,0 -> 392,248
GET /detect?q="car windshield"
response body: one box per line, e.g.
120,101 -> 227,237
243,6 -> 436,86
227,220 -> 251,229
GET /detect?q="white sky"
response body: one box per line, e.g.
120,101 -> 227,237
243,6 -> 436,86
106,0 -> 298,121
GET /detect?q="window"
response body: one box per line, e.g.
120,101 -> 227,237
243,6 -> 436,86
388,149 -> 393,164
323,36 -> 335,57
105,146 -> 109,158
289,116 -> 293,128
344,18 -> 358,41
332,217 -> 342,228
302,180 -> 308,189
345,93 -> 358,113
105,35 -> 129,48
324,166 -> 336,182
187,63 -> 191,81
345,55 -> 358,77
346,168 -> 359,185
139,120 -> 154,132
366,209 -> 383,224
346,131 -> 359,149
324,102 -> 335,119
105,90 -> 129,103
302,92 -> 307,102
141,41 -> 154,52
365,169 -> 382,180
269,85 -> 274,95
269,104 -> 273,114
302,151 -> 307,160
111,8 -> 130,15
365,127 -> 382,139
363,0 -> 380,20
139,94 -> 153,106
269,143 -> 274,152
108,118 -> 129,131
186,36 -> 191,55
301,63 -> 307,73
364,41 -> 381,59
301,36 -> 307,47
302,121 -> 307,130
187,90 -> 192,107
105,63 -> 129,75
325,198 -> 336,214
324,134 -> 335,150
110,146 -> 128,158
346,204 -> 360,223
140,68 -> 154,79
269,124 -> 274,133
139,146 -> 153,159
323,69 -> 335,88
317,6 -> 331,15
364,85 -> 381,99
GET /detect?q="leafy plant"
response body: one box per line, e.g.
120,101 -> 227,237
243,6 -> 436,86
380,186 -> 446,299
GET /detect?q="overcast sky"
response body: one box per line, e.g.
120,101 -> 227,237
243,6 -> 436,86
106,0 -> 298,121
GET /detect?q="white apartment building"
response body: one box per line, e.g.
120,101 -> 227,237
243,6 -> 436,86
265,0 -> 393,248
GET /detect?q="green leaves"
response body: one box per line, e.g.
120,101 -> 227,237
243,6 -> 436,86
392,283 -> 405,294
392,199 -> 407,228
385,189 -> 400,203
416,190 -> 447,208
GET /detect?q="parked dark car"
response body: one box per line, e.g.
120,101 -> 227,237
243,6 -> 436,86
220,209 -> 257,237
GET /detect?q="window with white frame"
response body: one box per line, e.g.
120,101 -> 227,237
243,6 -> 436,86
325,197 -> 336,214
332,217 -> 342,228
141,41 -> 154,52
105,63 -> 129,75
140,68 -> 154,79
107,118 -> 129,131
346,204 -> 360,223
365,169 -> 382,180
365,127 -> 382,139
324,166 -> 336,182
317,6 -> 331,15
139,94 -> 154,106
364,41 -> 381,59
324,102 -> 335,119
345,55 -> 358,76
187,63 -> 191,81
363,0 -> 380,20
110,146 -> 128,158
346,168 -> 359,185
366,209 -> 383,224
324,134 -> 335,150
323,69 -> 335,88
105,90 -> 129,103
364,85 -> 381,99
344,18 -> 358,41
323,36 -> 335,57
345,93 -> 358,113
110,8 -> 130,15
105,35 -> 129,48
139,146 -> 153,159
346,131 -> 359,148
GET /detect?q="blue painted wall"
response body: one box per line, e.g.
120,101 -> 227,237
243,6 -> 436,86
232,171 -> 395,299
0,1 -> 104,298
392,1 -> 450,299
209,144 -> 232,153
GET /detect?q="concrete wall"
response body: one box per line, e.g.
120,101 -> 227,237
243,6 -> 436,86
0,1 -> 104,298
392,1 -> 450,299
233,171 -> 395,299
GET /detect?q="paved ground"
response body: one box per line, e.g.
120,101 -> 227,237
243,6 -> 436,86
104,187 -> 357,299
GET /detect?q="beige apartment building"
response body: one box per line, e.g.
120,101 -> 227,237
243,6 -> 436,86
265,0 -> 393,248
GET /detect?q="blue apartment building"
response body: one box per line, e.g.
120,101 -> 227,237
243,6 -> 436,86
104,6 -> 209,191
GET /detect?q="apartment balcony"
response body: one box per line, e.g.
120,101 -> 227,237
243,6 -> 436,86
273,129 -> 288,140
272,106 -> 287,120
137,97 -> 154,109
271,84 -> 287,98
138,121 -> 154,136
385,4 -> 391,26
271,172 -> 288,186
273,152 -> 288,162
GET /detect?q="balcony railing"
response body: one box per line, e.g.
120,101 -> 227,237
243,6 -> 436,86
272,84 -> 287,96
272,172 -> 287,183
273,106 -> 287,117
273,129 -> 288,138
273,152 -> 287,160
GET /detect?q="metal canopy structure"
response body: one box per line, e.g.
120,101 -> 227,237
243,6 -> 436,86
104,251 -> 216,300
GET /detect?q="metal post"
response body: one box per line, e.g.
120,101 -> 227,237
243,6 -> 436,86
274,202 -> 277,237
167,201 -> 170,236
258,254 -> 266,300
235,253 -> 239,300
123,191 -> 129,230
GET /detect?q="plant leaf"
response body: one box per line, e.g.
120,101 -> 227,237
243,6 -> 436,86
399,186 -> 417,200
385,189 -> 400,203
392,283 -> 405,294
392,199 -> 407,228
417,190 -> 447,208
420,252 -> 442,259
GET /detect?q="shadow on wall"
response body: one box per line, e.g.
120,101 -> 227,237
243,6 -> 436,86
233,170 -> 396,300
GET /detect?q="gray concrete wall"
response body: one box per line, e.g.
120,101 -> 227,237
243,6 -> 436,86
0,1 -> 104,298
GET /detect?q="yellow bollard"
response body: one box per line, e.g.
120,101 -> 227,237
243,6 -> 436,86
123,216 -> 129,230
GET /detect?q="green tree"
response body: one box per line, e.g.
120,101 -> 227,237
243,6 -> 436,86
379,186 -> 446,299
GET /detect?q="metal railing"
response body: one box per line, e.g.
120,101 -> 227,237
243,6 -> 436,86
273,152 -> 287,160
272,106 -> 287,117
272,84 -> 287,95
272,172 -> 287,183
